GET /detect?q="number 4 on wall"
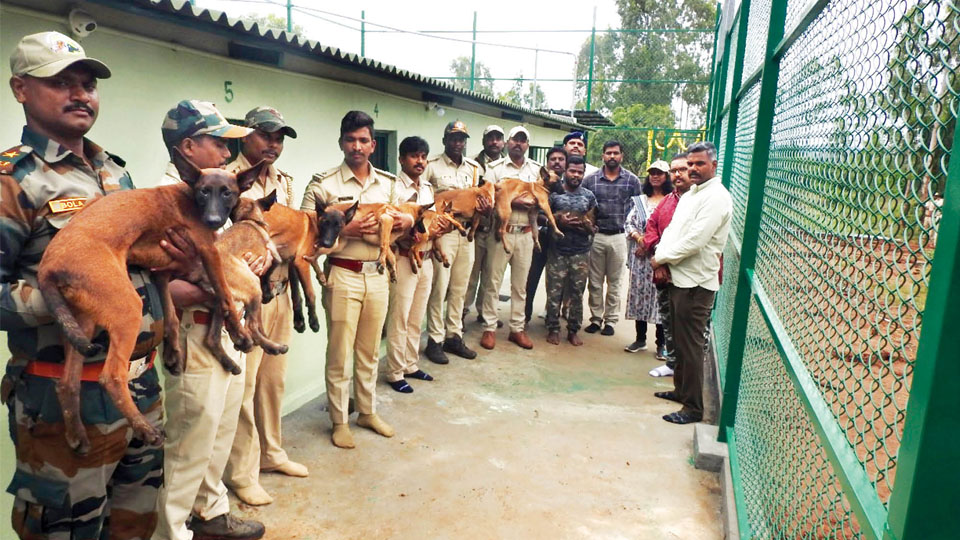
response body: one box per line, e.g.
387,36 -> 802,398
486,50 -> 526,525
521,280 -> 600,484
224,81 -> 234,103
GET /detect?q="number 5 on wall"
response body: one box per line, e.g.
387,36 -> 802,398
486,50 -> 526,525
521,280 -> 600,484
224,81 -> 234,103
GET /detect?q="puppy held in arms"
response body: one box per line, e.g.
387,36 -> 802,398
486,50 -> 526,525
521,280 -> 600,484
37,148 -> 265,454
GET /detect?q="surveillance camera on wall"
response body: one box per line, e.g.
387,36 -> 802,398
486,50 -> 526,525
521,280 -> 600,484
68,8 -> 98,40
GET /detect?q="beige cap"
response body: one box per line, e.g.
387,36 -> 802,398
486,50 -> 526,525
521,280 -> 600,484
508,125 -> 530,140
9,31 -> 111,79
648,160 -> 670,173
483,124 -> 504,137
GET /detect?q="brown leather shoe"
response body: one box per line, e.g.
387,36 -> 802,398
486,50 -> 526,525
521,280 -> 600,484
480,331 -> 496,350
509,331 -> 533,349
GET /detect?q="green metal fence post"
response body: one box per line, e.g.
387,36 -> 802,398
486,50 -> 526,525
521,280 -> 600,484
716,0 -> 787,444
585,7 -> 597,111
470,11 -> 477,91
884,116 -> 960,540
718,1 -> 750,191
285,0 -> 292,32
710,11 -> 732,146
360,11 -> 365,56
704,7 -> 721,132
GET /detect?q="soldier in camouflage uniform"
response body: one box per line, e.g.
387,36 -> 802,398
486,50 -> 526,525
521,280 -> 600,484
544,155 -> 596,346
1,32 -> 166,540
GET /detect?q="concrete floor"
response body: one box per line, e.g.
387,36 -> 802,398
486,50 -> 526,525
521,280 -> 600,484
233,279 -> 723,539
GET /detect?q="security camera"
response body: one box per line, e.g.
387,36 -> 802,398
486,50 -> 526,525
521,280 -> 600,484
68,8 -> 97,40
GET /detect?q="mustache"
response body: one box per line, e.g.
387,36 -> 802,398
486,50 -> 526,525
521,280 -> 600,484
64,102 -> 94,115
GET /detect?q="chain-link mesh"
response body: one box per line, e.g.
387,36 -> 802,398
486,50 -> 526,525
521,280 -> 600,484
742,0 -> 771,80
584,128 -> 705,177
711,0 -> 954,535
735,299 -> 862,539
712,242 -> 740,381
725,15 -> 740,107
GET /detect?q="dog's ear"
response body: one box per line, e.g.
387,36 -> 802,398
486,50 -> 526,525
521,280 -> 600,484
258,189 -> 278,212
235,159 -> 267,193
342,200 -> 360,224
415,218 -> 427,234
172,147 -> 202,186
539,166 -> 549,182
314,198 -> 328,215
440,199 -> 452,213
418,201 -> 435,215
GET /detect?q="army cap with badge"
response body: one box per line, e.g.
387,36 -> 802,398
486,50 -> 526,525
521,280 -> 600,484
10,31 -> 111,79
245,106 -> 298,138
444,120 -> 470,138
161,99 -> 252,149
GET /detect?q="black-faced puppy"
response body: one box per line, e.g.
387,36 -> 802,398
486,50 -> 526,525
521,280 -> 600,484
37,148 -> 265,454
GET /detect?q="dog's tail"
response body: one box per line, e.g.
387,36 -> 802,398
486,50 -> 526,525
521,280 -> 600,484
39,277 -> 103,358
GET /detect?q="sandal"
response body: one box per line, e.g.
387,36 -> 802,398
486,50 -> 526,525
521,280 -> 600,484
654,391 -> 681,403
662,411 -> 702,424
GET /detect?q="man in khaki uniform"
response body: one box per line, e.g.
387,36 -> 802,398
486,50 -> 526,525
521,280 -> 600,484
384,136 -> 437,393
465,125 -> 505,325
300,110 -> 410,449
479,126 -> 541,351
224,107 -> 307,507
422,121 -> 482,365
155,100 -> 265,540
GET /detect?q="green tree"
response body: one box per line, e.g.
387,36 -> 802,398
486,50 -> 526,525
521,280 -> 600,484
240,12 -> 304,36
449,56 -> 495,97
496,76 -> 546,109
588,103 -> 676,174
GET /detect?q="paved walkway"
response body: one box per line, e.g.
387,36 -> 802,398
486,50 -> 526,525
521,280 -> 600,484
235,279 -> 722,539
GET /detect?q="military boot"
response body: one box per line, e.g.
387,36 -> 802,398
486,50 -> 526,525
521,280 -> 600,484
424,337 -> 449,365
443,334 -> 477,359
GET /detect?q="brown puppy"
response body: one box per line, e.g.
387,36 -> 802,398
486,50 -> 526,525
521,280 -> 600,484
328,200 -> 434,283
37,149 -> 265,454
433,181 -> 495,241
493,167 -> 564,254
263,199 -> 358,334
200,192 -> 288,375
554,207 -> 598,235
395,199 -> 467,272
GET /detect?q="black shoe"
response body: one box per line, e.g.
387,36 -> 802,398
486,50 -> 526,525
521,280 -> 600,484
584,323 -> 601,334
424,338 -> 449,365
404,369 -> 434,381
663,410 -> 702,424
443,335 -> 477,359
476,314 -> 504,329
389,380 -> 414,393
600,324 -> 615,336
624,341 -> 647,353
189,513 -> 265,540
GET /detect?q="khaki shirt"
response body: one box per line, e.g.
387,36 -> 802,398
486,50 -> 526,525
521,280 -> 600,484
396,171 -> 434,206
474,150 -> 503,184
424,152 -> 480,193
301,161 -> 400,261
226,153 -> 293,207
486,157 -> 542,225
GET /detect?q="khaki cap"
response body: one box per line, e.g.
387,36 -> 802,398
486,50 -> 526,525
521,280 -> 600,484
161,100 -> 252,148
444,120 -> 469,137
482,125 -> 504,137
648,160 -> 670,173
508,125 -> 530,140
10,31 -> 111,79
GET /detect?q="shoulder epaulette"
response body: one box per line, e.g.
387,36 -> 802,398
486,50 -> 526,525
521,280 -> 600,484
427,154 -> 444,162
527,158 -> 542,168
278,169 -> 294,180
374,167 -> 397,180
463,157 -> 480,168
312,167 -> 337,182
488,157 -> 506,168
0,145 -> 31,175
105,151 -> 126,167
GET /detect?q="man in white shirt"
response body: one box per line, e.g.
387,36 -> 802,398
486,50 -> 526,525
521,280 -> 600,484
652,141 -> 731,425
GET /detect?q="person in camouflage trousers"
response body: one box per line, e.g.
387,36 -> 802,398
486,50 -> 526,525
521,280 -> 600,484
544,155 -> 597,346
1,32 -> 177,539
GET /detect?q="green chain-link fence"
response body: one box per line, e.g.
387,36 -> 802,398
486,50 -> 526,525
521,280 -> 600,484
708,1 -> 960,538
583,127 -> 705,176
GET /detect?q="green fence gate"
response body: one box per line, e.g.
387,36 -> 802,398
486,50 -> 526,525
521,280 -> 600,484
707,0 -> 959,538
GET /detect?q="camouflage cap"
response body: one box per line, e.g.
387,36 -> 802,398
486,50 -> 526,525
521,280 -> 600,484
161,100 -> 251,148
244,106 -> 298,138
10,31 -> 111,79
444,120 -> 469,138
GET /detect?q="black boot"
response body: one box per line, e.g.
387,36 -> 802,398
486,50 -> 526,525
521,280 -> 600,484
443,335 -> 477,359
424,337 -> 449,364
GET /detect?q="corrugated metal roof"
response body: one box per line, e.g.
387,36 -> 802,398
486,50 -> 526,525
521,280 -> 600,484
96,0 -> 588,131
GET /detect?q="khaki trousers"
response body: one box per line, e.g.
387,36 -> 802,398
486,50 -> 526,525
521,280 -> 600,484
322,265 -> 390,425
465,229 -> 490,313
588,232 -> 628,325
156,310 -> 245,540
480,230 -> 534,333
224,293 -> 293,490
386,256 -> 434,382
426,231 -> 473,342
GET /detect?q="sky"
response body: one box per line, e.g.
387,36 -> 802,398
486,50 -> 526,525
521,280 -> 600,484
194,0 -> 623,110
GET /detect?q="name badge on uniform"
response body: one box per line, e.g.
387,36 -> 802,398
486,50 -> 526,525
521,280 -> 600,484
48,198 -> 86,213
338,196 -> 355,201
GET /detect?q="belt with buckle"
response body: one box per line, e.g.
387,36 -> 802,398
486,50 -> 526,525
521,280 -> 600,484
398,248 -> 432,259
175,308 -> 212,326
506,224 -> 533,234
329,257 -> 380,274
24,349 -> 157,382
